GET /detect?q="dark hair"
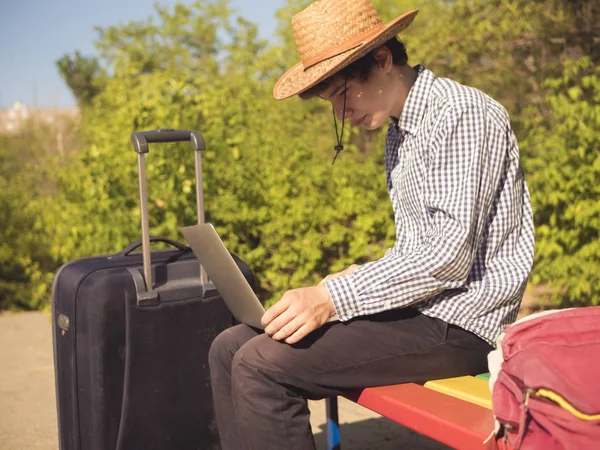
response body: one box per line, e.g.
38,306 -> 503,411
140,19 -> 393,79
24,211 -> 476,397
299,37 -> 408,100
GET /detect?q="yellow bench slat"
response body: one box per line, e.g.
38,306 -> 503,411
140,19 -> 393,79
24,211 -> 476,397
423,376 -> 492,410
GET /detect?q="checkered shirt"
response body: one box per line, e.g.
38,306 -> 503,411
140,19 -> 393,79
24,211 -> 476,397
324,66 -> 534,346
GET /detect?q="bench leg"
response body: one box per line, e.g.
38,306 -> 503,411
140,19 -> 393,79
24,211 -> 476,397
325,396 -> 341,450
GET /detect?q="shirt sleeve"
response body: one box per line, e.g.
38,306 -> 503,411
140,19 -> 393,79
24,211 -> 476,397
325,104 -> 508,321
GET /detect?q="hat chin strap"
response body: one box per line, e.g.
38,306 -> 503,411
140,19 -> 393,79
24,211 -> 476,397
332,77 -> 348,165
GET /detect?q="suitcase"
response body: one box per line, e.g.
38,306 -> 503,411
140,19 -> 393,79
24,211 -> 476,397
52,129 -> 253,450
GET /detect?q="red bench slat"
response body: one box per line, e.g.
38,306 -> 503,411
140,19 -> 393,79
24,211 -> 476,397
343,383 -> 495,450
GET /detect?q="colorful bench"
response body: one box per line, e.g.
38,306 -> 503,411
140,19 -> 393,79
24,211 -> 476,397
325,373 -> 499,450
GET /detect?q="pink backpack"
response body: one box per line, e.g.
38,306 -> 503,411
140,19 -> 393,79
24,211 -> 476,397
487,307 -> 600,449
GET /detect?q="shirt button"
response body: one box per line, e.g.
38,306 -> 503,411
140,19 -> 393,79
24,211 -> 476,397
348,309 -> 355,316
385,300 -> 392,308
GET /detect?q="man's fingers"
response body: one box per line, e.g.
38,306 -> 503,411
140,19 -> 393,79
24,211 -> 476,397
264,308 -> 295,337
272,317 -> 303,341
261,295 -> 290,327
262,286 -> 333,344
285,323 -> 314,345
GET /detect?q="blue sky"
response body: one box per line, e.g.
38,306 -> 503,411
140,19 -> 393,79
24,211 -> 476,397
0,0 -> 287,109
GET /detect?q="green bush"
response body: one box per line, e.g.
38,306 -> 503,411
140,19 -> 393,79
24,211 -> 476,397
522,57 -> 600,305
2,0 -> 599,310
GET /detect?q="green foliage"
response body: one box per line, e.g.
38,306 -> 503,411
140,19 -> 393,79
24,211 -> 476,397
3,0 -> 599,310
522,57 -> 600,305
0,117 -> 79,310
44,0 -> 394,305
0,163 -> 47,310
56,51 -> 106,107
372,0 -> 600,135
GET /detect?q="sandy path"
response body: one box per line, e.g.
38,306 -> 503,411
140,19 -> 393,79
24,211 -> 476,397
0,311 -> 448,450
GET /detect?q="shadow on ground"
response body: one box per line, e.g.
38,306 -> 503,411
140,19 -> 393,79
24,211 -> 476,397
312,417 -> 451,450
0,311 -> 453,450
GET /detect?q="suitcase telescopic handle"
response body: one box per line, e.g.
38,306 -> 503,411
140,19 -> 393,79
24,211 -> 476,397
130,128 -> 207,293
131,129 -> 205,154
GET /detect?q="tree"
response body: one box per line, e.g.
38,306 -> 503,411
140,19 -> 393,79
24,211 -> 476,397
11,0 -> 600,311
0,117 -> 79,310
522,57 -> 600,305
44,0 -> 396,305
56,51 -> 106,107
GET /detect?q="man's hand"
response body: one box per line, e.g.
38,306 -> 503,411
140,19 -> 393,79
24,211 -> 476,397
318,264 -> 360,285
262,285 -> 336,345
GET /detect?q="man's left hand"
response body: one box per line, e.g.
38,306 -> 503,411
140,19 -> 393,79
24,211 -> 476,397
261,285 -> 336,345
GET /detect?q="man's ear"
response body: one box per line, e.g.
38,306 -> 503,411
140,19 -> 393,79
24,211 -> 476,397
372,46 -> 393,73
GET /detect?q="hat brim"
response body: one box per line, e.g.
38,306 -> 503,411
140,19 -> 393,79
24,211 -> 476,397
273,9 -> 419,100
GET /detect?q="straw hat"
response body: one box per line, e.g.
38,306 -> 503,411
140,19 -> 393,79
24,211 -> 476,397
273,0 -> 419,100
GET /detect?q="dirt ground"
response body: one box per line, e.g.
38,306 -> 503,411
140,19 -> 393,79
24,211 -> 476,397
0,311 -> 449,450
0,312 -> 58,449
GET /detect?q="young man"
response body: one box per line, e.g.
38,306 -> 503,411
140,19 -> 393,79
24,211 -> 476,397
208,1 -> 534,449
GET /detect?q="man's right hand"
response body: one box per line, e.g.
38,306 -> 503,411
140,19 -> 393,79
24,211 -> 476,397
318,264 -> 360,285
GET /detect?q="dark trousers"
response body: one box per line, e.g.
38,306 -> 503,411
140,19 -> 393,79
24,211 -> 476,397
208,307 -> 493,450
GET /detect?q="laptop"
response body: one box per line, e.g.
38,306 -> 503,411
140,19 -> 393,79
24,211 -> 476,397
181,223 -> 339,331
180,223 -> 266,330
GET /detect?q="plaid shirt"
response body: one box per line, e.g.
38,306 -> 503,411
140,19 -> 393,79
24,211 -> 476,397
325,66 -> 534,346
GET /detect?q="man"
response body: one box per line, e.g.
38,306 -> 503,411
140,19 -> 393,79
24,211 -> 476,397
208,1 -> 534,449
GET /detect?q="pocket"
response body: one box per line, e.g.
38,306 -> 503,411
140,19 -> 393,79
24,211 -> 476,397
439,320 -> 450,341
419,313 -> 449,343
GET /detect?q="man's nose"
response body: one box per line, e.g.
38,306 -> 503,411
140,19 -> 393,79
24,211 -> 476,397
334,104 -> 353,121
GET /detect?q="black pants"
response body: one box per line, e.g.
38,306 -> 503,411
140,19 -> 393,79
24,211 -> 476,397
208,307 -> 493,450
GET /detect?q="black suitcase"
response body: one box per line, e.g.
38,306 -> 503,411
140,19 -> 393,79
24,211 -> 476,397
52,129 -> 253,450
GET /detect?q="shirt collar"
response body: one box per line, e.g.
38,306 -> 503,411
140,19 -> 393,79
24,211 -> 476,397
395,65 -> 435,136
